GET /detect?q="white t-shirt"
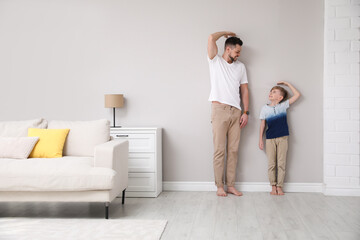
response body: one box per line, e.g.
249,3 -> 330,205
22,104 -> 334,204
208,55 -> 248,110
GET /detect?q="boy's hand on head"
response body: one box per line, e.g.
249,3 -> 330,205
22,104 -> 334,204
277,81 -> 288,86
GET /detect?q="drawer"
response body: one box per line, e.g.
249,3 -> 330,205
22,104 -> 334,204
129,153 -> 155,172
128,173 -> 155,192
112,133 -> 155,152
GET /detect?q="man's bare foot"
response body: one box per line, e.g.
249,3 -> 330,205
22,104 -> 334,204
227,186 -> 243,196
277,187 -> 285,195
217,187 -> 227,197
270,186 -> 277,195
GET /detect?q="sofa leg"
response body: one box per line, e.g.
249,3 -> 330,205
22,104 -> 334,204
122,189 -> 126,205
105,202 -> 109,219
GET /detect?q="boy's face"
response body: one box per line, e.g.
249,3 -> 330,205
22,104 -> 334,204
269,89 -> 284,102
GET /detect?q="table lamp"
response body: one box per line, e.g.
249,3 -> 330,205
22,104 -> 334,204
105,94 -> 124,127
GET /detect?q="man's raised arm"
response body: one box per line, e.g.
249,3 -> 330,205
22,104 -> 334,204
208,31 -> 236,60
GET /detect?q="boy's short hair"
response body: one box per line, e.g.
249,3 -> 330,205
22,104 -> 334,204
271,86 -> 288,102
225,37 -> 243,49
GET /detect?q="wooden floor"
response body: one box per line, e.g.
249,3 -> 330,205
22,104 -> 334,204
0,192 -> 359,240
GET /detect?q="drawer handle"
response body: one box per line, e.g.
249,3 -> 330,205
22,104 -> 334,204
116,134 -> 129,138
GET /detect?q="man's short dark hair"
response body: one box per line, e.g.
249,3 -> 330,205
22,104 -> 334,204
225,37 -> 243,49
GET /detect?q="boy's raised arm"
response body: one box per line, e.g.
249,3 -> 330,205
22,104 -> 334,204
277,81 -> 301,105
208,31 -> 236,60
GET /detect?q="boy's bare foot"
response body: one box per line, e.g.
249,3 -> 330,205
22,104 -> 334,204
217,187 -> 227,197
227,186 -> 243,196
270,186 -> 277,195
277,187 -> 285,195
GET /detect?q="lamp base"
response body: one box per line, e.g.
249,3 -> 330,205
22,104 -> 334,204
111,108 -> 122,128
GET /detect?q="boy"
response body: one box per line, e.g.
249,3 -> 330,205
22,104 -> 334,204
259,81 -> 301,195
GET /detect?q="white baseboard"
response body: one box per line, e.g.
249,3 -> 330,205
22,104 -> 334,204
323,185 -> 360,196
163,181 -> 323,193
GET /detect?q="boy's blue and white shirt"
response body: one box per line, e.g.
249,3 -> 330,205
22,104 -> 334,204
259,100 -> 290,139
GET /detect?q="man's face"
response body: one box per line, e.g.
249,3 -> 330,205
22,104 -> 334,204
269,89 -> 283,102
227,44 -> 242,63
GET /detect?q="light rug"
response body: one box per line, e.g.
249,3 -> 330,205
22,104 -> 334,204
0,218 -> 167,240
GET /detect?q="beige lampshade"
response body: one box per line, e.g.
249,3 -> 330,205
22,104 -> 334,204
105,94 -> 124,108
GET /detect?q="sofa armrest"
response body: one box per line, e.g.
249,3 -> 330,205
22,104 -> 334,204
95,140 -> 129,200
94,140 -> 128,170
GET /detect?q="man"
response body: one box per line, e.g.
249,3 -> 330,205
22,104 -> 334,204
207,31 -> 249,197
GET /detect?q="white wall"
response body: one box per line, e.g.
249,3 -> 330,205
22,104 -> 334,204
0,0 -> 324,184
323,0 -> 360,195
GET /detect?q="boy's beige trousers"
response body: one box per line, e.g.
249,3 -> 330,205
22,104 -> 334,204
211,103 -> 241,188
266,136 -> 288,187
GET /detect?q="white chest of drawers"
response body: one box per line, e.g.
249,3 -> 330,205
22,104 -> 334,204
110,127 -> 162,197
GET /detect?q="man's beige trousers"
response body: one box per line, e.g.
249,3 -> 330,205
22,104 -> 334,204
266,136 -> 288,187
211,103 -> 241,188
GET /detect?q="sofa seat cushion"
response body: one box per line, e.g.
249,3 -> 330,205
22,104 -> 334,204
0,157 -> 116,191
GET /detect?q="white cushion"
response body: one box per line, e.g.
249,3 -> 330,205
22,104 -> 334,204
0,137 -> 39,159
0,156 -> 116,191
0,118 -> 47,137
48,119 -> 110,157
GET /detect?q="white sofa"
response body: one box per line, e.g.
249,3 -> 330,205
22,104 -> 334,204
0,118 -> 128,219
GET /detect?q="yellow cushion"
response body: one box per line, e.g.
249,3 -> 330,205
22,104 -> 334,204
28,128 -> 70,158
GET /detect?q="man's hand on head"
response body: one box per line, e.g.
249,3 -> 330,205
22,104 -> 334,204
224,32 -> 236,38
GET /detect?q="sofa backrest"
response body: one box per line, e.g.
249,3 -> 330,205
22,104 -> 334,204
48,119 -> 110,157
0,118 -> 47,137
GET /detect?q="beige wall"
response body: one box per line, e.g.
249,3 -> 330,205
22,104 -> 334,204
0,0 -> 324,183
